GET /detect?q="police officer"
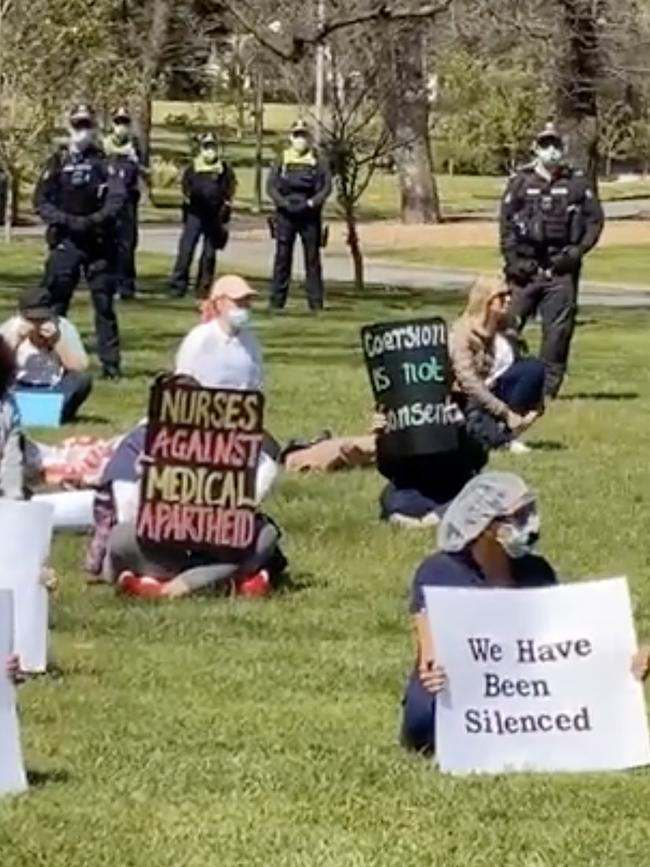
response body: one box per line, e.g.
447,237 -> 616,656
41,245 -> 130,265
168,132 -> 236,298
34,103 -> 126,379
103,106 -> 141,300
267,120 -> 332,312
500,123 -> 604,398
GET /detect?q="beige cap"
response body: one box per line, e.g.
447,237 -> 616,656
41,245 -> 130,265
209,275 -> 258,301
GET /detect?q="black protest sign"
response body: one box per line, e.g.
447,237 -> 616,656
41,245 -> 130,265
136,375 -> 264,561
361,317 -> 458,457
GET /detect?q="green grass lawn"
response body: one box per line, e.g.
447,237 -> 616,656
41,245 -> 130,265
373,244 -> 650,287
2,249 -> 650,865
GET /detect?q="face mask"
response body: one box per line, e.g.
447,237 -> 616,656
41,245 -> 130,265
70,127 -> 94,149
496,512 -> 540,559
113,123 -> 130,143
290,135 -> 309,155
536,145 -> 563,168
226,307 -> 250,331
201,147 -> 219,164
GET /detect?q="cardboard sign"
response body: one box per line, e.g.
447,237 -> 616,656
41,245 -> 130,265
361,317 -> 458,458
136,376 -> 264,560
424,577 -> 650,775
0,589 -> 27,797
0,500 -> 53,673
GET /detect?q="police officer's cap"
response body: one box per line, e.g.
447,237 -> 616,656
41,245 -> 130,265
535,122 -> 563,148
199,132 -> 219,147
290,119 -> 310,136
69,103 -> 96,125
113,105 -> 131,123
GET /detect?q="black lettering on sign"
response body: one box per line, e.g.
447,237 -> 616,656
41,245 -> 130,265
137,374 -> 264,561
360,317 -> 459,459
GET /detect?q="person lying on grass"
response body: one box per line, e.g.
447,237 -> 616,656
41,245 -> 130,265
449,275 -> 544,455
400,471 -> 650,755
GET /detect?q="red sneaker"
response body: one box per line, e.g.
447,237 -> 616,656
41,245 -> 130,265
237,569 -> 271,598
117,571 -> 167,599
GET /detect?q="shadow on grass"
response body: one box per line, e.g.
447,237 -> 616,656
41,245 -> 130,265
558,391 -> 639,402
528,440 -> 567,452
27,768 -> 70,788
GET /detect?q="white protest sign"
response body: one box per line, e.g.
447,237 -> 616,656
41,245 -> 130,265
424,577 -> 650,774
0,500 -> 54,673
0,589 -> 27,796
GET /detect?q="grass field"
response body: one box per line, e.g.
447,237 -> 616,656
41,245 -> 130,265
2,249 -> 650,865
373,243 -> 650,286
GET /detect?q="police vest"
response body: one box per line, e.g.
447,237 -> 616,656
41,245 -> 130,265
278,148 -> 320,198
513,168 -> 582,248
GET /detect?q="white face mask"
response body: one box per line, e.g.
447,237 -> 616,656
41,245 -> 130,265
536,144 -> 563,169
226,307 -> 250,331
496,511 -> 540,559
113,123 -> 130,143
70,127 -> 95,149
290,134 -> 309,155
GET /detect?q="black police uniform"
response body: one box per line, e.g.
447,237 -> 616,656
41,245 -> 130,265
103,133 -> 141,299
34,145 -> 126,375
267,148 -> 332,310
500,164 -> 604,397
169,157 -> 236,297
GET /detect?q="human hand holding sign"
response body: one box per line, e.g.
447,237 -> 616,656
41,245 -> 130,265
632,645 -> 650,681
419,659 -> 448,695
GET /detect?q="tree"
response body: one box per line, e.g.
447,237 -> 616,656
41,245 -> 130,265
599,99 -> 633,175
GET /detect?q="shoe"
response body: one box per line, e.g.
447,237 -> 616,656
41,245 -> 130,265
168,286 -> 186,299
388,511 -> 440,529
119,292 -> 136,301
117,571 -> 166,598
236,569 -> 271,598
101,366 -> 122,381
506,440 -> 532,455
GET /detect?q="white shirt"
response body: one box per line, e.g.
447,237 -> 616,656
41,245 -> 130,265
1,315 -> 88,386
175,319 -> 264,392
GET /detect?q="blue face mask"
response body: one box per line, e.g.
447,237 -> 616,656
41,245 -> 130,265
226,307 -> 250,331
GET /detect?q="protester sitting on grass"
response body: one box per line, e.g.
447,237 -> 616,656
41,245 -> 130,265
1,287 -> 92,423
450,276 -> 544,455
0,336 -> 25,499
400,471 -> 650,755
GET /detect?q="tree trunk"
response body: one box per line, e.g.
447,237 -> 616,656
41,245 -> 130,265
133,0 -> 173,172
382,24 -> 441,224
253,66 -> 264,213
605,151 -> 612,178
554,0 -> 601,186
3,167 -> 15,243
344,205 -> 364,291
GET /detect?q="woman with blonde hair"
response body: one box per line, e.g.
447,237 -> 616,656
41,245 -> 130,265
450,275 -> 545,452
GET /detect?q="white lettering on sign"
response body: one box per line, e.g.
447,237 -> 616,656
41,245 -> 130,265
363,322 -> 447,359
424,578 -> 650,774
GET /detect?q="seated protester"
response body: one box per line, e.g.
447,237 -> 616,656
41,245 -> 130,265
0,336 -> 25,499
450,276 -> 544,454
400,472 -> 650,755
1,287 -> 92,423
176,274 -> 263,390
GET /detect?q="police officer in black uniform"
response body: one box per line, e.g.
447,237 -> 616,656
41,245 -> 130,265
168,132 -> 236,298
500,123 -> 604,398
103,106 -> 142,300
267,120 -> 332,312
34,103 -> 126,379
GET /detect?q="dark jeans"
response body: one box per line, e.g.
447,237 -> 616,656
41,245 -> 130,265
270,210 -> 323,310
380,484 -> 447,521
43,235 -> 120,371
510,271 -> 579,397
115,202 -> 138,298
401,668 -> 436,754
169,213 -> 219,297
464,357 -> 545,450
18,370 -> 93,423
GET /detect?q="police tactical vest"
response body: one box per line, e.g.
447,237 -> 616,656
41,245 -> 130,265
513,168 -> 582,249
278,148 -> 319,197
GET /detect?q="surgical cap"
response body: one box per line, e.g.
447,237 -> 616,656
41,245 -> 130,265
438,472 -> 535,553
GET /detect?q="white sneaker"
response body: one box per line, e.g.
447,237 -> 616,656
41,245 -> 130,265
506,440 -> 532,455
388,511 -> 440,529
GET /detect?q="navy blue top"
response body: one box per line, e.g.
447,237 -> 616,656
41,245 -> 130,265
409,550 -> 557,614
